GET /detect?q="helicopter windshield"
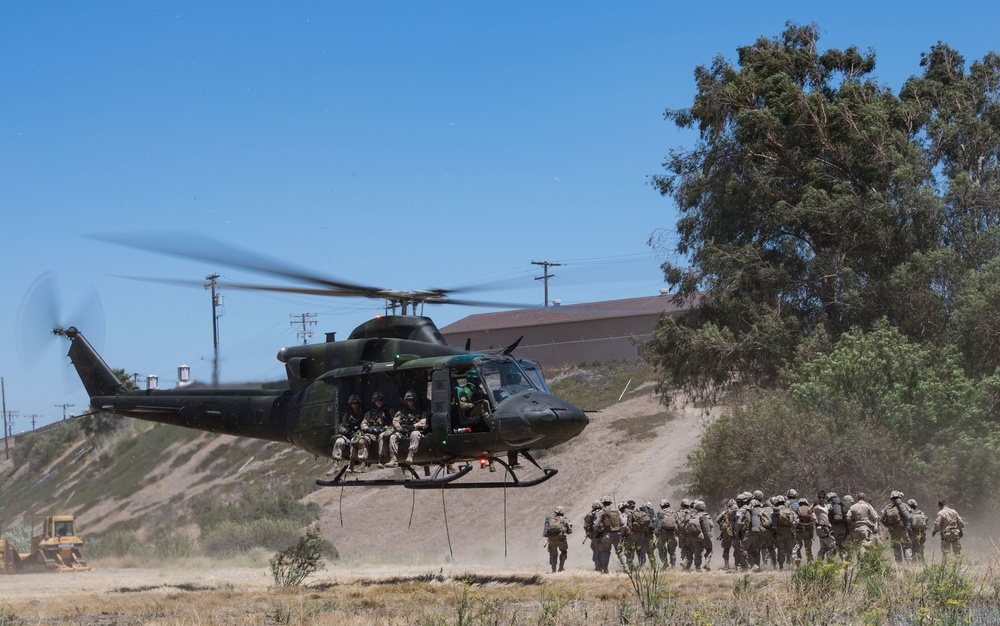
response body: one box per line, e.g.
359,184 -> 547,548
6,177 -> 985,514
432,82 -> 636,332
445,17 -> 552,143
475,357 -> 537,404
516,359 -> 549,393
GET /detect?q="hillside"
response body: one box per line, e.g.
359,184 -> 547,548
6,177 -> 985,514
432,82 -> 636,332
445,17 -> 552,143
0,362 -> 702,570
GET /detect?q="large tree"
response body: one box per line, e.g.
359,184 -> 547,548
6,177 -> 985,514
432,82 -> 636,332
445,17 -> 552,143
648,23 -> 1000,399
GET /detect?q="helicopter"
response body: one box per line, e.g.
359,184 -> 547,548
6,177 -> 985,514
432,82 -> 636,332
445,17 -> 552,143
50,232 -> 590,489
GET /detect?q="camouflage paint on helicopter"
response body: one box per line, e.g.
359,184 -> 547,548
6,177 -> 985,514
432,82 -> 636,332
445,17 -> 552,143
55,315 -> 588,488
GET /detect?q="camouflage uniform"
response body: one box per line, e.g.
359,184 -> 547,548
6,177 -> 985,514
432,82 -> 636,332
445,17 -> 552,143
933,502 -> 964,562
772,496 -> 797,570
880,492 -> 912,563
689,501 -> 713,571
715,499 -> 737,570
846,494 -> 879,556
758,500 -> 778,569
907,499 -> 929,563
676,499 -> 694,570
327,396 -> 364,474
811,496 -> 837,561
655,500 -> 679,567
543,508 -> 572,572
827,493 -> 850,558
385,391 -> 428,467
733,494 -> 753,570
583,501 -> 601,571
793,498 -> 815,564
363,393 -> 394,464
592,497 -> 626,573
356,394 -> 392,470
623,501 -> 654,567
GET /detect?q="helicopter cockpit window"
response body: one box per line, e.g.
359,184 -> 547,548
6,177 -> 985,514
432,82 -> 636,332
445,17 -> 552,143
517,359 -> 550,393
476,357 -> 537,404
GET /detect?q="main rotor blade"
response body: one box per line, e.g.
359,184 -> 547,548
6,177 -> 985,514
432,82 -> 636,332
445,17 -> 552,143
90,230 -> 384,297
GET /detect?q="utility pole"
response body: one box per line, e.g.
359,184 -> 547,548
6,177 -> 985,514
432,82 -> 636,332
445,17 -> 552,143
290,313 -> 317,345
205,274 -> 222,387
532,260 -> 563,307
2,377 -> 7,460
26,414 -> 41,430
6,411 -> 19,437
54,403 -> 75,420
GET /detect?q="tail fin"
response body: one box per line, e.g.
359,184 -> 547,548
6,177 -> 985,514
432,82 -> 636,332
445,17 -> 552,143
53,327 -> 126,398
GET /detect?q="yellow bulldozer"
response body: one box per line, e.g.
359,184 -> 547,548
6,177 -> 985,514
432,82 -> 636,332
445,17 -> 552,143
0,515 -> 90,573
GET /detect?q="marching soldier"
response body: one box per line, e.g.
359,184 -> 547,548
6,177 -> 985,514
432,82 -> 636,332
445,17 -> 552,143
933,499 -> 965,562
656,499 -> 679,568
543,506 -> 572,572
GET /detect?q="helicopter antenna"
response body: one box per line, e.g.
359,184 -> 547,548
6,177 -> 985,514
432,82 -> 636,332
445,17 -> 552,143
338,486 -> 345,528
408,489 -> 417,529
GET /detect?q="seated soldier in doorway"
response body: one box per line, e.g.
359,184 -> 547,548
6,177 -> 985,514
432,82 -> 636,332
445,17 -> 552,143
455,369 -> 491,430
359,391 -> 393,470
383,390 -> 429,468
325,394 -> 365,476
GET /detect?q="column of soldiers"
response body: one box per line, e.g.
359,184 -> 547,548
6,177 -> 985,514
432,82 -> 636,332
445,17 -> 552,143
563,488 -> 965,573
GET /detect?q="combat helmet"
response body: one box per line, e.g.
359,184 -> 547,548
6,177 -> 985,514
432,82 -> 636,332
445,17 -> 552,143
680,498 -> 692,509
694,500 -> 706,511
372,390 -> 385,402
786,488 -> 798,499
890,490 -> 904,500
554,506 -> 565,516
404,390 -> 417,400
592,501 -> 602,511
842,494 -> 855,504
772,495 -> 786,505
600,495 -> 612,505
907,499 -> 918,508
752,490 -> 764,501
348,394 -> 361,404
660,499 -> 671,509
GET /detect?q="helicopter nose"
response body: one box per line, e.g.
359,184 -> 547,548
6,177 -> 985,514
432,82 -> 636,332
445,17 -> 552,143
490,391 -> 589,449
523,402 -> 588,437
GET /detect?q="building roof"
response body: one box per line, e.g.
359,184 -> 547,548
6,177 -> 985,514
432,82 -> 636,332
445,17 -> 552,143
439,293 -> 698,334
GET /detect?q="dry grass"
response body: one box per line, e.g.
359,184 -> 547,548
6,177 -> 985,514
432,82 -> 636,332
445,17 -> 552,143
6,551 -> 1000,625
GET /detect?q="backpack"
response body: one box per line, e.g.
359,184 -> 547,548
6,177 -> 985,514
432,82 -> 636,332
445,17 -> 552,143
657,510 -> 677,533
759,507 -> 773,530
603,506 -> 622,532
883,505 -> 902,527
911,510 -> 928,531
797,504 -> 814,527
777,506 -> 796,528
631,509 -> 651,534
720,513 -> 735,539
684,515 -> 703,538
545,516 -> 565,538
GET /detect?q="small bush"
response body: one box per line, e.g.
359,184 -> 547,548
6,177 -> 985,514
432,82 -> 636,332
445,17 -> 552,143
270,528 -> 326,587
200,518 -> 301,557
154,531 -> 196,560
87,529 -> 151,560
791,559 -> 842,600
12,422 -> 81,470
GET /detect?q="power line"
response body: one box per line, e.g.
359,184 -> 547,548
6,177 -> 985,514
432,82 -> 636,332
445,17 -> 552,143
532,260 -> 563,307
290,313 -> 317,345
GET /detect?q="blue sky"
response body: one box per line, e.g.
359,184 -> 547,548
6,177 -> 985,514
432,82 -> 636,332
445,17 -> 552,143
2,2 -> 997,429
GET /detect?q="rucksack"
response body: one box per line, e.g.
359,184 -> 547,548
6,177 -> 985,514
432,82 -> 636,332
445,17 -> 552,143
884,505 -> 902,527
797,504 -> 814,527
684,515 -> 703,538
759,507 -> 773,530
777,506 -> 796,528
545,516 -> 565,538
631,509 -> 651,533
911,510 -> 928,531
657,511 -> 677,533
603,506 -> 622,532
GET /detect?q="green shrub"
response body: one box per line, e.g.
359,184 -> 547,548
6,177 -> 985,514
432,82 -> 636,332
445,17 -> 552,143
269,528 -> 326,587
87,529 -> 151,559
200,518 -> 302,557
154,531 -> 196,559
12,422 -> 81,470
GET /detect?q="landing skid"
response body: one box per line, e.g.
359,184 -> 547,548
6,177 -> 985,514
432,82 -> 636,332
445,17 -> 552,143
315,452 -> 557,489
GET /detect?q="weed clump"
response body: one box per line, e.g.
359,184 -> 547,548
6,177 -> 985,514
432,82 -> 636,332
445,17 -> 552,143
269,527 -> 326,588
